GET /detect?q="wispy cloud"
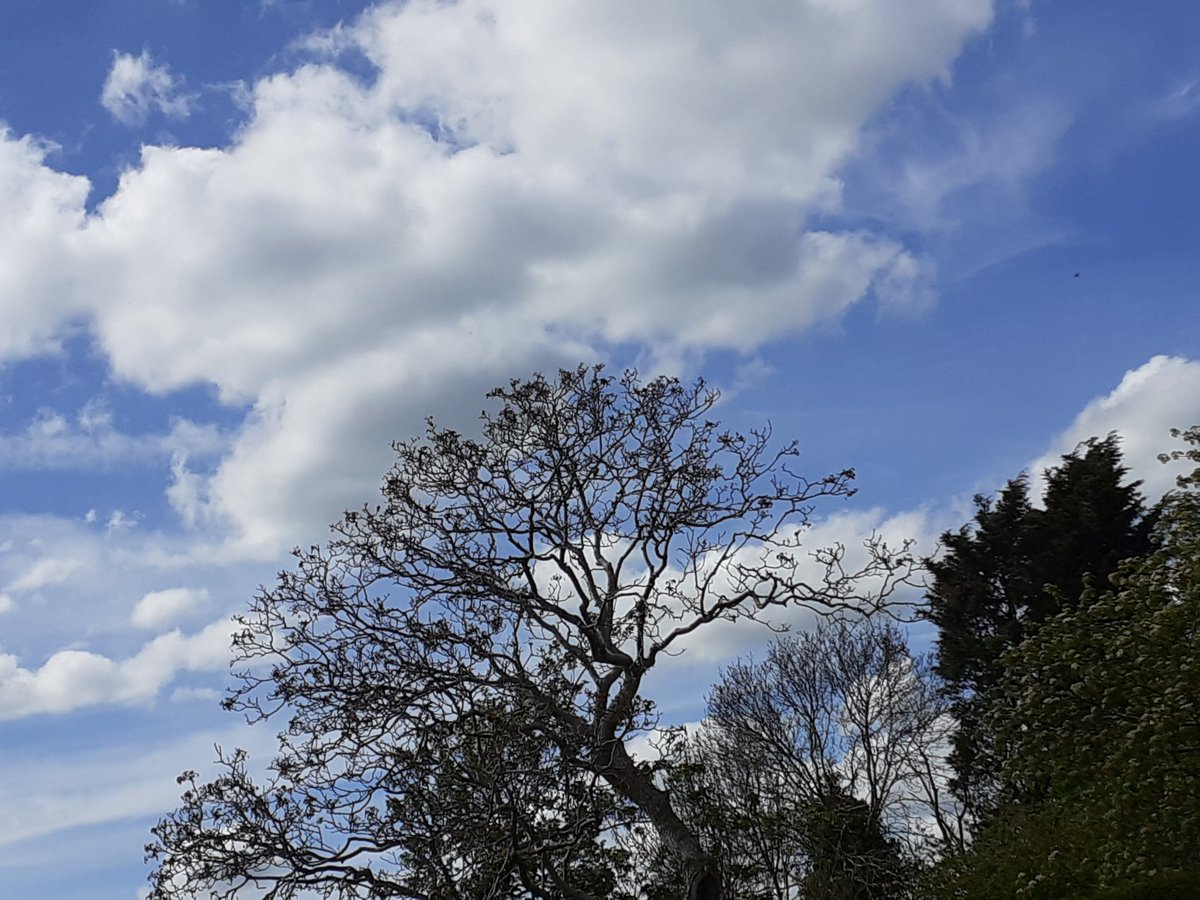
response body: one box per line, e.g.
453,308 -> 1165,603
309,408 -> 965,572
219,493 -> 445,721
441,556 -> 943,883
844,93 -> 1072,280
0,405 -> 224,471
100,50 -> 192,126
6,556 -> 83,595
0,720 -> 274,848
1141,76 -> 1200,126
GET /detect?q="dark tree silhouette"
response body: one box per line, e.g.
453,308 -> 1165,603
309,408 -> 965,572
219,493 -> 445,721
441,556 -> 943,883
924,434 -> 1155,818
799,778 -> 912,900
924,426 -> 1200,898
147,366 -> 913,899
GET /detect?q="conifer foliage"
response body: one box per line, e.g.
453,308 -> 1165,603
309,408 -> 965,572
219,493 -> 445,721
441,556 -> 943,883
924,435 -> 1155,814
926,427 -> 1200,897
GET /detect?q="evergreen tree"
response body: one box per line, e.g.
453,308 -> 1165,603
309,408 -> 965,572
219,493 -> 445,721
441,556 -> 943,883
924,426 -> 1200,898
800,779 -> 912,900
1036,435 -> 1156,613
924,435 -> 1154,816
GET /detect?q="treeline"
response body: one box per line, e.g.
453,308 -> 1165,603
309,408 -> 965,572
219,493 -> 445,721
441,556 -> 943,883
145,369 -> 1199,899
631,428 -> 1200,898
921,427 -> 1200,898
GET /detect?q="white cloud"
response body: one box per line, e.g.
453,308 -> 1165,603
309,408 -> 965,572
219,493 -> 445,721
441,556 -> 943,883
130,587 -> 211,629
1028,355 -> 1200,505
871,249 -> 938,316
166,452 -> 208,529
105,509 -> 138,532
661,504 -> 942,666
0,404 -> 224,471
0,617 -> 236,720
100,50 -> 192,126
0,131 -> 89,361
6,556 -> 83,595
68,0 -> 991,553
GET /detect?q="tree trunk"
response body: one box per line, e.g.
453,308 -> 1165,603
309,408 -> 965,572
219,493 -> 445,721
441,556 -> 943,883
600,740 -> 722,899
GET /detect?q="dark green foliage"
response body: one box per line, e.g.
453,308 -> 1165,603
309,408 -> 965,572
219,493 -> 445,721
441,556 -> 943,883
799,779 -> 913,900
1089,870 -> 1200,900
924,435 -> 1154,814
926,427 -> 1200,897
920,799 -> 1100,899
1034,435 -> 1157,612
927,476 -> 1038,698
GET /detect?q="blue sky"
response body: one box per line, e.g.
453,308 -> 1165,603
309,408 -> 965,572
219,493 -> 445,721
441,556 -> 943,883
0,2 -> 1197,896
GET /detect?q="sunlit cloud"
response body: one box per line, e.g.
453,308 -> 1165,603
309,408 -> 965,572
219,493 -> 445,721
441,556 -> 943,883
101,50 -> 193,126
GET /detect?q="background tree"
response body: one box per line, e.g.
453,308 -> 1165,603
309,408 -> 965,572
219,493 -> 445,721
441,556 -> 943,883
632,617 -> 956,898
147,366 -> 913,900
925,426 -> 1200,897
924,435 -> 1154,817
628,724 -> 805,899
799,778 -> 913,900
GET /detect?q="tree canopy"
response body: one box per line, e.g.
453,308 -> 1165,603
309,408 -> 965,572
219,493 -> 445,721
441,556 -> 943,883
923,435 -> 1155,815
147,366 -> 913,899
145,360 -> 1198,900
925,426 -> 1200,897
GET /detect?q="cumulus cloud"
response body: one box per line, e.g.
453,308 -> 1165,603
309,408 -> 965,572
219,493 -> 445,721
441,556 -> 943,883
0,617 -> 235,720
100,50 -> 192,126
130,587 -> 211,629
67,0 -> 991,552
0,0 -> 998,552
0,132 -> 89,360
1027,355 -> 1200,504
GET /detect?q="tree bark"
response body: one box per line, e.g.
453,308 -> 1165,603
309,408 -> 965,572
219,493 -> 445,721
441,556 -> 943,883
599,739 -> 722,899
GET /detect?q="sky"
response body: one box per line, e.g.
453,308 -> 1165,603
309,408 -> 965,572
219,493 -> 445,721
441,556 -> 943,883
0,1 -> 1198,896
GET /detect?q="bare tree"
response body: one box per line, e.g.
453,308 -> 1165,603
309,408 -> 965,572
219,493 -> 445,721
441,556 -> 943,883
633,618 -> 961,898
694,618 -> 961,894
147,366 -> 913,899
